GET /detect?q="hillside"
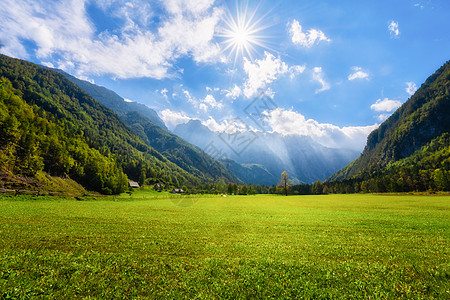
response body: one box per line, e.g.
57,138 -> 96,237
0,54 -> 202,194
327,61 -> 450,192
57,72 -> 240,184
54,70 -> 167,129
120,112 -> 240,184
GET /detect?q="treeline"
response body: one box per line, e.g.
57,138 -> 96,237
167,132 -> 450,195
319,132 -> 450,194
331,60 -> 450,182
0,78 -> 127,194
0,55 -> 201,194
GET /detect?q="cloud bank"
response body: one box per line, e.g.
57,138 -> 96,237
0,0 -> 223,79
265,108 -> 377,151
243,51 -> 305,98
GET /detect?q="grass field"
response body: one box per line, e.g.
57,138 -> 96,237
0,191 -> 449,299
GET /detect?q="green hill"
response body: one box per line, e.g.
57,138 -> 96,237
54,72 -> 240,184
0,54 -> 204,194
327,61 -> 450,192
54,69 -> 168,129
120,111 -> 240,184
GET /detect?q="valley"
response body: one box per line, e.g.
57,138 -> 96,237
1,191 -> 448,298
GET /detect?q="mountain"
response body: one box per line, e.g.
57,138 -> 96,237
0,54 -> 204,194
120,111 -> 240,184
53,69 -> 167,129
57,71 -> 239,184
174,120 -> 359,185
220,159 -> 274,186
326,61 -> 450,193
330,60 -> 450,182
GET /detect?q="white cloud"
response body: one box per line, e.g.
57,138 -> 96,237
203,94 -> 223,110
164,0 -> 215,15
124,98 -> 134,103
202,117 -> 247,134
348,66 -> 369,81
290,65 -> 307,78
206,86 -> 220,92
225,84 -> 242,99
183,90 -> 223,112
160,88 -> 169,98
376,114 -> 391,122
0,0 -> 224,79
265,108 -> 377,151
160,109 -> 193,129
289,19 -> 331,48
370,98 -> 402,112
312,67 -> 330,93
202,117 -> 228,132
243,51 -> 305,98
405,82 -> 418,95
388,21 -> 400,38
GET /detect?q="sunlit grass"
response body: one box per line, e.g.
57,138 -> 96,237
0,192 -> 449,298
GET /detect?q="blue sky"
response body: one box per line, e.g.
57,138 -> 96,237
1,0 -> 449,151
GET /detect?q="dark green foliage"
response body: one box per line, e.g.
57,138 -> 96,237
0,54 -> 200,194
326,61 -> 450,193
54,69 -> 168,129
58,71 -> 240,185
331,61 -> 450,182
221,159 -> 274,186
323,133 -> 450,193
121,111 -> 239,184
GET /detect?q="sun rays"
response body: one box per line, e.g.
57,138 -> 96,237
217,2 -> 274,65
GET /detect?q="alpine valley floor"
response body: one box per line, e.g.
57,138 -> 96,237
0,191 -> 449,298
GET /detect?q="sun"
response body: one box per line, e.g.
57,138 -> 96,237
217,4 -> 273,64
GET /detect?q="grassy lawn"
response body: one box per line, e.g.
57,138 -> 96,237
0,191 -> 449,298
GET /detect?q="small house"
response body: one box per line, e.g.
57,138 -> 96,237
128,181 -> 140,188
170,188 -> 185,194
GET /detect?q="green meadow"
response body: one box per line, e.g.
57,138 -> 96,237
0,191 -> 449,299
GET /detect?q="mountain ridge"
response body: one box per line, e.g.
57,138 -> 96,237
0,54 -> 205,194
330,60 -> 450,182
57,70 -> 241,184
174,119 -> 359,184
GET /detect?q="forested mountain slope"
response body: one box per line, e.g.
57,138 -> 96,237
331,61 -> 450,181
120,112 -> 240,184
55,70 -> 168,129
327,61 -> 450,192
0,54 -> 201,194
58,71 -> 239,184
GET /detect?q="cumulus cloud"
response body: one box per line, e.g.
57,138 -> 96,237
312,67 -> 330,93
225,84 -> 242,99
0,0 -> 224,79
183,90 -> 223,112
289,19 -> 331,48
265,108 -> 377,151
348,66 -> 369,81
405,82 -> 418,95
202,117 -> 248,134
370,98 -> 402,112
203,94 -> 223,110
160,109 -> 193,129
388,21 -> 400,38
243,51 -> 305,98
